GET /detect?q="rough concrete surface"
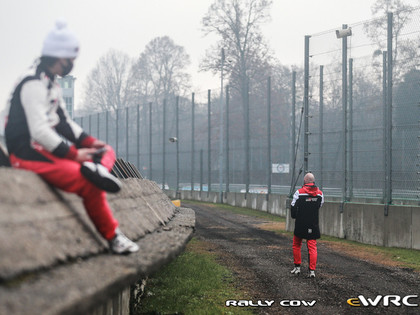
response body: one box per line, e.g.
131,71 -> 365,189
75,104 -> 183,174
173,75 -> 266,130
0,167 -> 195,315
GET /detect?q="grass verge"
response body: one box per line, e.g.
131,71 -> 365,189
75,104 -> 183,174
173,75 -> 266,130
319,236 -> 420,271
138,238 -> 254,315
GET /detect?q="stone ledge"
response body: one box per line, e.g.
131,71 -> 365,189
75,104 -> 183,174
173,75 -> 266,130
0,207 -> 195,315
0,169 -> 177,281
0,167 -> 195,314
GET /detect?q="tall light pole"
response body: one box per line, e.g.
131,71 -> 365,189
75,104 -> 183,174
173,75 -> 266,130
336,25 -> 352,204
218,48 -> 225,203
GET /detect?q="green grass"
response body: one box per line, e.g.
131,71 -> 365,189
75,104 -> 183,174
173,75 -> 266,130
138,238 -> 254,315
319,235 -> 420,271
384,247 -> 420,270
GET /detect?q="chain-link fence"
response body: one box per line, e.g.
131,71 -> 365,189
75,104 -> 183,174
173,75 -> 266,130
75,7 -> 420,204
305,7 -> 420,202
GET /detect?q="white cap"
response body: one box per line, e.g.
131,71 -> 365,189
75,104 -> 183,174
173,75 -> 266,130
41,19 -> 79,58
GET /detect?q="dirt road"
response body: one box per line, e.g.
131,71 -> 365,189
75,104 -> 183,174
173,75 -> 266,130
186,201 -> 420,315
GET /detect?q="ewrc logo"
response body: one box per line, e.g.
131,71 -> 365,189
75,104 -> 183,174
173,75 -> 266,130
347,295 -> 419,307
225,300 -> 316,307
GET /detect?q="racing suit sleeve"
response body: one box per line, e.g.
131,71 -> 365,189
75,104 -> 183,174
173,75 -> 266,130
20,80 -> 78,159
290,190 -> 300,219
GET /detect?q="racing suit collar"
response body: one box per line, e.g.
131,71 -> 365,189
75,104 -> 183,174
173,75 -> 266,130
302,183 -> 319,196
36,63 -> 56,82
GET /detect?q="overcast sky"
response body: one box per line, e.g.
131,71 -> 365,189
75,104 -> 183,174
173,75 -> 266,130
0,0 -> 419,112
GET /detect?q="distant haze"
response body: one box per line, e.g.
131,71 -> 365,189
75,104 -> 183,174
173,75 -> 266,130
0,0 -> 418,111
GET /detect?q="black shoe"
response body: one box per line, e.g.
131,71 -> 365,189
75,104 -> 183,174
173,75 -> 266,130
81,162 -> 121,193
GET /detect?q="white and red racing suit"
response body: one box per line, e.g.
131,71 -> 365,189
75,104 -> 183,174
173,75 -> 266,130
4,63 -> 118,240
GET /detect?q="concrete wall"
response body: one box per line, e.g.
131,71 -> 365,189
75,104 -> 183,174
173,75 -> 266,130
166,190 -> 288,218
315,202 -> 420,249
167,189 -> 420,250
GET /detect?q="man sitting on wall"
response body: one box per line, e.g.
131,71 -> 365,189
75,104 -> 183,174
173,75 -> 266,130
4,19 -> 138,254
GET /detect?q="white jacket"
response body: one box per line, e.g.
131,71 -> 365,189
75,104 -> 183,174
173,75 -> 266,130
5,63 -> 89,160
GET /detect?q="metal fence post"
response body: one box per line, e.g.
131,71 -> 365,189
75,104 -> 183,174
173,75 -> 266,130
219,49 -> 225,202
342,24 -> 348,203
149,102 -> 153,180
383,51 -> 387,204
349,58 -> 354,199
126,107 -> 129,161
291,71 -> 297,190
162,99 -> 166,189
319,66 -> 324,189
208,89 -> 211,194
200,149 -> 203,192
267,76 -> 272,197
191,93 -> 195,192
385,12 -> 393,214
245,79 -> 250,194
304,35 -> 310,174
225,85 -> 230,193
116,108 -> 119,158
97,112 -> 100,140
137,104 -> 140,170
105,111 -> 109,144
176,97 -> 179,194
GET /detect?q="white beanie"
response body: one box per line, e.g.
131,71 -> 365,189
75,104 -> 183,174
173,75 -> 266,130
42,19 -> 79,58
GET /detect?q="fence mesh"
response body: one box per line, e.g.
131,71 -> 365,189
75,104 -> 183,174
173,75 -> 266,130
75,8 -> 420,203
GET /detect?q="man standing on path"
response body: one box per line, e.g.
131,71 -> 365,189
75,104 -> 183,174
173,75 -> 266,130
4,19 -> 138,254
290,173 -> 324,278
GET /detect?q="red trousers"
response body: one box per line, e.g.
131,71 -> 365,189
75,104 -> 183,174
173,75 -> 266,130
293,235 -> 317,270
9,145 -> 118,240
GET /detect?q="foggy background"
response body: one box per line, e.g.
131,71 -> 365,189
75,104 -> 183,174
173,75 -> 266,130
2,0 -> 417,110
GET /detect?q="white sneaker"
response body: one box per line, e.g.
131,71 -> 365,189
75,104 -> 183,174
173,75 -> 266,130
109,230 -> 139,254
291,266 -> 301,275
309,270 -> 316,278
81,162 -> 121,193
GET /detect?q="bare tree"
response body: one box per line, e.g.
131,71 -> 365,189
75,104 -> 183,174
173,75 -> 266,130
363,0 -> 416,81
82,49 -> 136,112
132,36 -> 191,107
130,36 -> 191,141
201,0 -> 274,105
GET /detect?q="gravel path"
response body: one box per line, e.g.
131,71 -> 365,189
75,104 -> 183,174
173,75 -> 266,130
186,201 -> 420,315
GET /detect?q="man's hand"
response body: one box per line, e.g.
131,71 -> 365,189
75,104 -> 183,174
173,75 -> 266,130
75,148 -> 97,163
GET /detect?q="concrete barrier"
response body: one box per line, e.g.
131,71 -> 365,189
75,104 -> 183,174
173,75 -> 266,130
0,169 -> 195,315
166,189 -> 420,250
289,202 -> 420,249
